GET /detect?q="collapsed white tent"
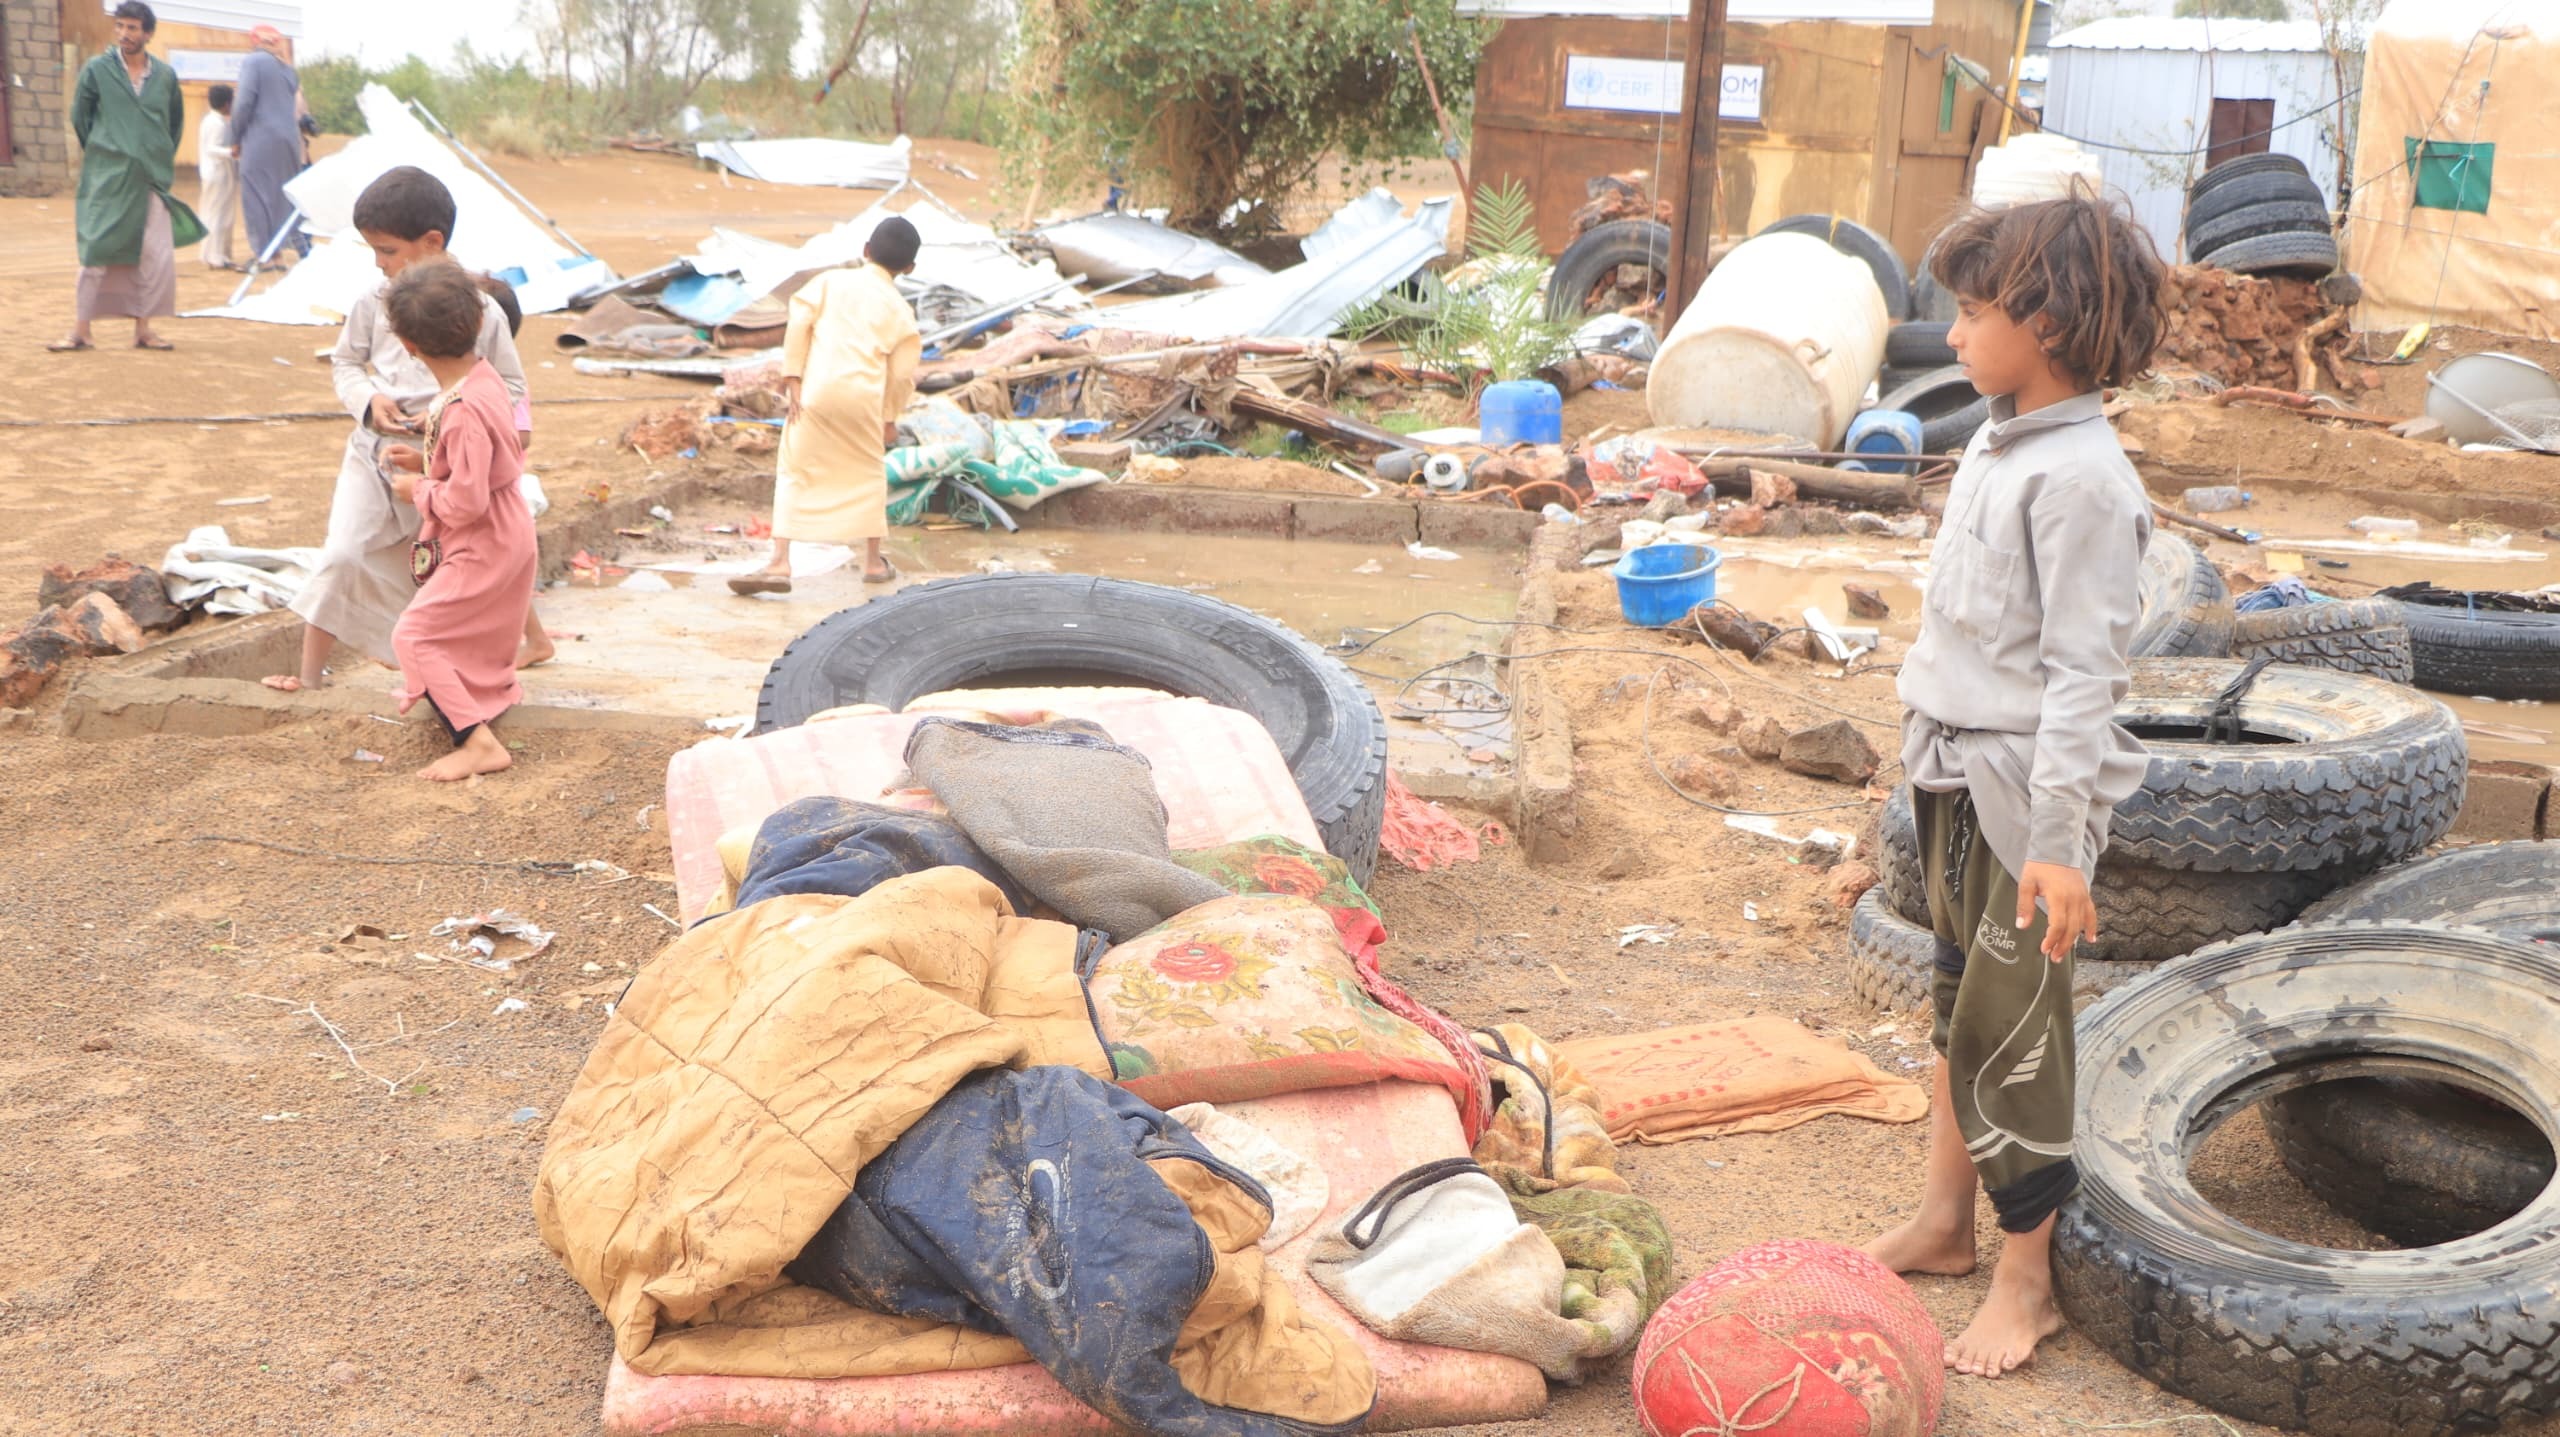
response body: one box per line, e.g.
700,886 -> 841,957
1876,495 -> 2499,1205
191,85 -> 618,327
696,135 -> 913,189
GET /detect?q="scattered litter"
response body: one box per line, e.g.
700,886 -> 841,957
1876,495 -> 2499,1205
1742,902 -> 1761,922
1351,559 -> 1383,574
260,1112 -> 302,1122
1406,541 -> 1460,562
649,505 -> 675,523
428,910 -> 555,973
1617,923 -> 1678,948
215,495 -> 272,507
1725,815 -> 1856,857
351,749 -> 385,764
509,1106 -> 541,1124
492,997 -> 529,1016
634,803 -> 656,830
705,715 -> 753,734
2348,515 -> 2420,537
642,903 -> 680,929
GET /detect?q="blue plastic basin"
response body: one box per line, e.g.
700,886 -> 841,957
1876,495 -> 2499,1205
1612,544 -> 1721,627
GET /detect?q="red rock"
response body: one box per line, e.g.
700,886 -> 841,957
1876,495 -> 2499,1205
65,593 -> 146,655
1737,716 -> 1788,760
1665,754 -> 1739,802
1719,504 -> 1766,537
1826,861 -> 1879,908
1843,582 -> 1890,619
37,557 -> 183,632
1685,699 -> 1745,733
1747,470 -> 1797,507
0,618 -> 79,706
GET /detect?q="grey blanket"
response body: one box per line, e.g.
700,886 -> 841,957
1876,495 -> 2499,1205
903,717 -> 1226,942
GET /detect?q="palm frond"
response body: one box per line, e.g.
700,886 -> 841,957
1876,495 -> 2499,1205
1468,179 -> 1541,261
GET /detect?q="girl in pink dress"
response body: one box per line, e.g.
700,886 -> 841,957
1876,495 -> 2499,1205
382,261 -> 537,782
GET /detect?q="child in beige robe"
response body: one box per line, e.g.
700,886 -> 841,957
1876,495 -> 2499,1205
730,216 -> 922,594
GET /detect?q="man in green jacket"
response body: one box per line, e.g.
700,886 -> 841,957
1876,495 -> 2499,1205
51,2 -> 204,353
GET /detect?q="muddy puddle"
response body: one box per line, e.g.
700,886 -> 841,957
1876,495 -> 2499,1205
2197,488 -> 2560,762
515,514 -> 1523,777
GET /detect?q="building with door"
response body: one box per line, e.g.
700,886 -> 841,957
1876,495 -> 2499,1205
1,0 -> 300,197
2041,17 -> 2347,263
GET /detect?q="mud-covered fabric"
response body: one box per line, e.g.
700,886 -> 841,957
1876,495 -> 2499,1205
905,717 -> 1228,942
787,1065 -> 1375,1437
1470,1024 -> 1623,1194
531,873 -> 1111,1379
734,795 -> 1030,914
1913,785 -> 2079,1233
1096,895 -> 1476,1114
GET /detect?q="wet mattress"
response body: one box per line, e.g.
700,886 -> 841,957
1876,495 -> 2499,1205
664,688 -> 1327,923
595,1080 -> 1550,1435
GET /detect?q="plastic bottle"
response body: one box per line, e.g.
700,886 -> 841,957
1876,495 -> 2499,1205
2349,515 -> 2421,536
2182,485 -> 2250,513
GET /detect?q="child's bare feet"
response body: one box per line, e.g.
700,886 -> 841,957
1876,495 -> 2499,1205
419,726 -> 512,782
1946,1254 -> 2067,1376
260,674 -> 305,693
1863,1210 -> 1977,1277
516,634 -> 556,669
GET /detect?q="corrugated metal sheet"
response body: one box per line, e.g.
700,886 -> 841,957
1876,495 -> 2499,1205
108,1 -> 304,37
2042,38 -> 2342,260
2050,17 -> 2326,52
1458,0 -> 1934,22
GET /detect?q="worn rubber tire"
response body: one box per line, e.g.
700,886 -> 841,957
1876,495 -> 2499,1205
2230,597 -> 2414,683
1875,787 -> 2334,962
752,574 -> 1390,883
1545,219 -> 1671,324
1875,364 -> 1990,453
1883,321 -> 1956,369
2393,588 -> 2560,700
2131,531 -> 2235,659
2183,167 -> 2326,233
2109,659 -> 2468,873
2262,1075 -> 2555,1249
2187,151 -> 2312,204
1757,213 -> 1912,320
2270,843 -> 2560,1245
2204,228 -> 2340,279
2186,198 -> 2333,263
2056,923 -> 2560,1437
1844,886 -> 2150,1013
1909,267 -> 1956,323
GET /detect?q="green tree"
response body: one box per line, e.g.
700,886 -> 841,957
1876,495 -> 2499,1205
528,0 -> 805,128
1012,0 -> 1485,232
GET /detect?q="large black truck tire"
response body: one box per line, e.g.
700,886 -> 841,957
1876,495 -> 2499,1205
2387,584 -> 2560,700
2262,842 -> 2560,1246
1873,787 -> 2334,964
2131,532 -> 2234,659
1545,220 -> 1671,324
754,575 -> 1391,883
1874,365 -> 1990,453
2107,659 -> 2466,873
1844,886 -> 2147,1013
2230,596 -> 2414,683
2056,923 -> 2560,1437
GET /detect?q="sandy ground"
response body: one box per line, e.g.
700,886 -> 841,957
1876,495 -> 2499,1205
7,138 -> 2560,1437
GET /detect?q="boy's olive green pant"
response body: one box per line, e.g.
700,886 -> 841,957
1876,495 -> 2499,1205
1913,787 -> 2080,1233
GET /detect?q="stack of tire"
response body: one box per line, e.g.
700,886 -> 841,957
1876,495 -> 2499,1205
2182,152 -> 2338,279
2144,525 -> 2419,686
1848,654 -> 2469,1013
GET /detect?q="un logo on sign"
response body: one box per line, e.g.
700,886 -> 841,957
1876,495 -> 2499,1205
1570,66 -> 1605,96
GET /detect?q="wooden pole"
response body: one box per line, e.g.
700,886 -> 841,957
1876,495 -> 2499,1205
1661,0 -> 1729,320
1996,0 -> 2037,144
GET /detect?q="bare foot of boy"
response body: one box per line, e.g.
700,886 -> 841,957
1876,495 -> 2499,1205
419,727 -> 512,782
516,634 -> 556,670
1862,1213 -> 1977,1278
260,675 -> 305,693
1945,1257 -> 2067,1376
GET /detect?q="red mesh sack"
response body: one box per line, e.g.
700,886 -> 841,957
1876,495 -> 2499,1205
1632,1239 -> 1943,1437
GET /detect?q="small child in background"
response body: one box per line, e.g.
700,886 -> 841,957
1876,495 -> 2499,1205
383,260 -> 536,782
197,84 -> 239,270
265,165 -> 552,693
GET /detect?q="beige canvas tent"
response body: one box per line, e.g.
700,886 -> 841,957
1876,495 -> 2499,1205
2345,0 -> 2560,338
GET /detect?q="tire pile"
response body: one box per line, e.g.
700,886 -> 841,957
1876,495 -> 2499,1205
2182,152 -> 2339,279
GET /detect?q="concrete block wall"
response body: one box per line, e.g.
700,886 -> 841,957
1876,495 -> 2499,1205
0,0 -> 70,198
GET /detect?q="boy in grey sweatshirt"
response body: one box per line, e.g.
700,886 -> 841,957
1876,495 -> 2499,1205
1863,192 -> 2166,1377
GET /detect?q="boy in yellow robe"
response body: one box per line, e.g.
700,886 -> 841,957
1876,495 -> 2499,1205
731,216 -> 922,594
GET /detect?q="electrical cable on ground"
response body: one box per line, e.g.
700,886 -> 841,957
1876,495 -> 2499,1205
170,834 -> 607,876
0,393 -> 705,429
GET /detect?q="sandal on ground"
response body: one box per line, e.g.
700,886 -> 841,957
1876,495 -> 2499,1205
46,339 -> 93,352
727,573 -> 791,596
863,558 -> 899,585
135,337 -> 175,351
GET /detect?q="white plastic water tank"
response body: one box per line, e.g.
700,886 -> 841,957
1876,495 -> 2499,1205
1646,232 -> 1890,448
1972,133 -> 2104,208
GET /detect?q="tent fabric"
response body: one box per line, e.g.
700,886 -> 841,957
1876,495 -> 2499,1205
191,84 -> 616,325
2344,0 -> 2560,337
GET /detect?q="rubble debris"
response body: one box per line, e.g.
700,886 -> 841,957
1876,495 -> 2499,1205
1035,212 -> 1270,290
1780,720 -> 1881,784
694,135 -> 913,189
2154,265 -> 2362,391
39,557 -> 183,632
623,407 -> 709,461
1721,506 -> 1766,538
0,621 -> 77,706
1747,471 -> 1798,508
1842,583 -> 1891,620
1826,862 -> 1879,908
1568,173 -> 1670,239
1687,603 -> 1782,658
1684,698 -> 1745,733
61,594 -> 146,655
2390,415 -> 2448,442
1737,716 -> 1788,761
1665,754 -> 1740,802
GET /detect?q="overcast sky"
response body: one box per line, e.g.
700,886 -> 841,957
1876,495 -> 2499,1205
302,1 -> 538,68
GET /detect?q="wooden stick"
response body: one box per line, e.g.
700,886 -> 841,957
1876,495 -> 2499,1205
1406,19 -> 1470,194
2296,311 -> 2348,393
2152,501 -> 2251,544
1692,456 -> 1917,509
2211,385 -> 2402,425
